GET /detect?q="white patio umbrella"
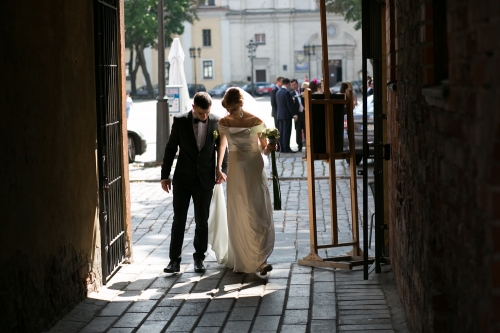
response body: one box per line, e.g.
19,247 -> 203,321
168,38 -> 190,114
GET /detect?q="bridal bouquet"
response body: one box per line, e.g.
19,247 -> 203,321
261,128 -> 281,210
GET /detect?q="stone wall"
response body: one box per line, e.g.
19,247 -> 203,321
385,0 -> 500,331
0,1 -> 104,331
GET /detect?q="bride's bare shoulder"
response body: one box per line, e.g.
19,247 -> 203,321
218,117 -> 229,126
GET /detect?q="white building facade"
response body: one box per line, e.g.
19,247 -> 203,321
182,0 -> 369,90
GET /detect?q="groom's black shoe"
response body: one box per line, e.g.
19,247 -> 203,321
164,260 -> 180,273
194,259 -> 205,273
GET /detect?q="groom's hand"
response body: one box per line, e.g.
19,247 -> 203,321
215,170 -> 227,184
161,179 -> 171,193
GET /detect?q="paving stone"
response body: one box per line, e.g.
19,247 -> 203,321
235,296 -> 261,307
313,270 -> 335,282
228,306 -> 257,321
338,299 -> 388,306
286,296 -> 310,310
136,320 -> 168,333
339,309 -> 390,316
251,315 -> 281,331
314,282 -> 335,293
312,304 -> 336,320
205,298 -> 234,312
279,324 -> 308,333
283,309 -> 309,325
127,300 -> 158,313
193,327 -> 221,333
288,285 -> 310,297
339,317 -> 393,325
313,292 -> 336,305
264,280 -> 288,290
147,306 -> 177,321
149,277 -> 179,289
290,273 -> 312,285
338,304 -> 389,311
223,320 -> 252,332
108,328 -> 134,333
310,319 -> 337,332
177,300 -> 208,316
157,297 -> 184,307
99,302 -> 132,317
165,315 -> 198,332
113,312 -> 148,328
48,319 -> 87,333
197,311 -> 228,326
80,316 -> 117,332
337,324 -> 394,331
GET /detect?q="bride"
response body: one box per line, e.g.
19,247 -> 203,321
212,87 -> 276,275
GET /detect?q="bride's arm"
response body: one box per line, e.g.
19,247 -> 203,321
216,131 -> 228,183
258,135 -> 277,155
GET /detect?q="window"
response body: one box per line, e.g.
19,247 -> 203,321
255,34 -> 266,45
200,0 -> 215,5
203,30 -> 211,47
203,60 -> 213,79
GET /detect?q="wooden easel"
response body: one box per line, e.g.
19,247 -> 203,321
297,0 -> 374,270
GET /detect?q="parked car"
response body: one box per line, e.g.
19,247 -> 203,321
127,126 -> 147,163
187,84 -> 206,97
255,82 -> 275,96
239,84 -> 253,94
343,95 -> 374,164
330,81 -> 343,93
208,83 -> 233,97
135,84 -> 158,98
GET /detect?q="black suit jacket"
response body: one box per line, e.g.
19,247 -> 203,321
270,85 -> 279,118
161,111 -> 228,190
276,87 -> 296,120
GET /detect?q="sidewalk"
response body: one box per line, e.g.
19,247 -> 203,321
49,155 -> 408,333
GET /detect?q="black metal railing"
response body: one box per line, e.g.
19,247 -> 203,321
94,0 -> 125,283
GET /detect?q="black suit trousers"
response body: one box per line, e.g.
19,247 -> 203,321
278,119 -> 292,152
170,177 -> 213,262
295,112 -> 306,149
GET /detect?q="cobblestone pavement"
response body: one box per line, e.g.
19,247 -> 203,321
49,156 -> 408,333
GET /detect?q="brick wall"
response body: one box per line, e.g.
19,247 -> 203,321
385,0 -> 500,331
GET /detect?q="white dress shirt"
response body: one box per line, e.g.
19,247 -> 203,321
192,111 -> 208,151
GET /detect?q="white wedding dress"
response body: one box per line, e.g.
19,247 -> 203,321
208,123 -> 275,273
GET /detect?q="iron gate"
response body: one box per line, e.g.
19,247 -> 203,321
362,0 -> 386,278
94,0 -> 126,284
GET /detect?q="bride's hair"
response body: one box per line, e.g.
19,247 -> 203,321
222,87 -> 244,108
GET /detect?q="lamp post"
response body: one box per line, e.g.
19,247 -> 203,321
246,39 -> 258,96
156,0 -> 169,163
189,47 -> 201,88
303,44 -> 316,80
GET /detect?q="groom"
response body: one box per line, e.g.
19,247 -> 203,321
161,92 -> 228,273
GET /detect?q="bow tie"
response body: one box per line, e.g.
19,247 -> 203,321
194,118 -> 207,124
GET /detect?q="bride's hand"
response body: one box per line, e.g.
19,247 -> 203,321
267,143 -> 277,151
215,170 -> 227,184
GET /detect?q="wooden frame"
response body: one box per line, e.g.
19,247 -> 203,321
297,0 -> 373,270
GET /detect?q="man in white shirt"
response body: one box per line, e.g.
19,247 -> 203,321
291,79 -> 305,152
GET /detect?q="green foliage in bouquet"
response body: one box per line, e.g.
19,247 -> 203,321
261,128 -> 281,210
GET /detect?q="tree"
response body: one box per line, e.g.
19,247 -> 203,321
324,0 -> 362,30
125,0 -> 201,97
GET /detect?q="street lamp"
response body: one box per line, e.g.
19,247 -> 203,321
303,44 -> 316,80
246,39 -> 258,96
189,47 -> 201,88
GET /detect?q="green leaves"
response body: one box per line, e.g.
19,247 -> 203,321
324,0 -> 362,30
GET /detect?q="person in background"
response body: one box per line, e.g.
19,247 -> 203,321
270,77 -> 283,129
276,78 -> 298,153
125,91 -> 133,118
291,79 -> 305,152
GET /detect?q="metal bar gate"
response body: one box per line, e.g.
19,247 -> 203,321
94,0 -> 126,284
362,0 -> 386,279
